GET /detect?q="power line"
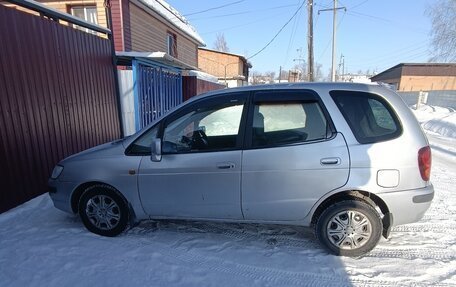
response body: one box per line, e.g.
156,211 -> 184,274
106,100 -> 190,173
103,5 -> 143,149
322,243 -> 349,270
316,3 -> 428,35
350,0 -> 369,10
200,10 -> 293,35
349,42 -> 429,66
373,50 -> 430,71
313,9 -> 320,29
317,1 -> 347,81
348,49 -> 430,73
315,3 -> 388,22
283,0 -> 304,66
187,3 -> 299,21
183,0 -> 245,17
248,0 -> 307,60
316,10 -> 346,63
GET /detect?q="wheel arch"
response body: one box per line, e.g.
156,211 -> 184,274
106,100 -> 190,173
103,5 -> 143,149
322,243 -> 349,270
311,190 -> 391,237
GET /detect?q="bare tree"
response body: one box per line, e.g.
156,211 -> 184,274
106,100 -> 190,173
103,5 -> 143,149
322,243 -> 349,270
277,70 -> 289,81
293,61 -> 307,81
314,63 -> 324,82
426,0 -> 456,62
326,68 -> 333,82
249,71 -> 277,85
264,71 -> 276,83
213,33 -> 229,52
249,71 -> 261,85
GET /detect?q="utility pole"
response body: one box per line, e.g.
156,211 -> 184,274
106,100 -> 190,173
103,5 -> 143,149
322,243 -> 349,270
307,0 -> 314,82
341,54 -> 345,79
318,1 -> 346,82
279,66 -> 282,83
338,54 -> 345,81
331,0 -> 337,82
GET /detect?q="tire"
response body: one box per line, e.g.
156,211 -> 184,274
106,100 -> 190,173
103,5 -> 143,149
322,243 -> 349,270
78,185 -> 130,237
315,200 -> 382,257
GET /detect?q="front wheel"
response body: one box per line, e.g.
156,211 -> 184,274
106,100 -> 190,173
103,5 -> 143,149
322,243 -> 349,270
78,185 -> 130,237
315,200 -> 382,257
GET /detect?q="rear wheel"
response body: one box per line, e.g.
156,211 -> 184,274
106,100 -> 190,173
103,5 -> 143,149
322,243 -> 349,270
78,185 -> 129,237
315,200 -> 382,257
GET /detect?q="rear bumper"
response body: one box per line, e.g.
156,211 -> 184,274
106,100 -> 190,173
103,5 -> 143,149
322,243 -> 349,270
378,184 -> 434,227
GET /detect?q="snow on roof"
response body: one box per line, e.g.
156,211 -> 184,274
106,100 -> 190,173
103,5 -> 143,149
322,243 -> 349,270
199,47 -> 247,61
116,51 -> 198,70
186,70 -> 219,83
139,0 -> 205,46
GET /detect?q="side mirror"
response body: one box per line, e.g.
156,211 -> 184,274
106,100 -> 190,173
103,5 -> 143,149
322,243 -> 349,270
150,138 -> 162,162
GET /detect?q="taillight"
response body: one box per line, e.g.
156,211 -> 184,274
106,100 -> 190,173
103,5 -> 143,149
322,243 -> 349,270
418,146 -> 431,181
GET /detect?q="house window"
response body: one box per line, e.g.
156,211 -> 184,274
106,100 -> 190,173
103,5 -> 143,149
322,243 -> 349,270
167,32 -> 177,57
70,5 -> 98,34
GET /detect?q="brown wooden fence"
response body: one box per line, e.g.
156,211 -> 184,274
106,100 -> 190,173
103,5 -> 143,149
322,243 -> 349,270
0,4 -> 121,213
182,76 -> 225,101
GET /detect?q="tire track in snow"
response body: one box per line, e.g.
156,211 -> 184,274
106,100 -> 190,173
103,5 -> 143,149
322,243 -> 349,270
392,223 -> 456,233
128,225 -> 354,286
367,247 -> 455,261
127,233 -> 350,286
128,231 -> 455,287
133,220 -> 321,250
201,224 -> 321,249
169,252 -> 349,287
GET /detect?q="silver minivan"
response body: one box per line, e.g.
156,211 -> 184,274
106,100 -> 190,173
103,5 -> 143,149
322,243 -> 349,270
49,83 -> 434,257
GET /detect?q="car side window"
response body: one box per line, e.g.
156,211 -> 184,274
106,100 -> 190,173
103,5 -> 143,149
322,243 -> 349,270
252,102 -> 328,147
162,101 -> 245,153
127,126 -> 159,155
368,98 -> 397,130
330,90 -> 402,144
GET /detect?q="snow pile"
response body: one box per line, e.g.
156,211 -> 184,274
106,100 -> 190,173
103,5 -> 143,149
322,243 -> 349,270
412,105 -> 456,139
423,114 -> 456,139
140,0 -> 205,46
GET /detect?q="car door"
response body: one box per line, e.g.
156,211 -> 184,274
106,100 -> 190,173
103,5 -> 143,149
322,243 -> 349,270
137,93 -> 248,219
241,90 -> 350,221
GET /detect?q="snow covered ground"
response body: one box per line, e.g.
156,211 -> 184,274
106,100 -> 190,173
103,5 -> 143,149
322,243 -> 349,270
1,105 -> 455,287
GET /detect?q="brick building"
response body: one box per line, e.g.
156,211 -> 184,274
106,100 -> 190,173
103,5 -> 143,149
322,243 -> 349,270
370,63 -> 456,91
198,48 -> 252,87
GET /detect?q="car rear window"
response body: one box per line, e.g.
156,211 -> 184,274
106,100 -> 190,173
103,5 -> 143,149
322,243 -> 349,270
330,91 -> 402,144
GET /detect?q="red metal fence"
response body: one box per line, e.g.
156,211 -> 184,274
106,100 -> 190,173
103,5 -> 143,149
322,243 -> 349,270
0,4 -> 121,213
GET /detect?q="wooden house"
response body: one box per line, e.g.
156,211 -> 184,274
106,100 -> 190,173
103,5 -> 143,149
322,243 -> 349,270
36,0 -> 205,68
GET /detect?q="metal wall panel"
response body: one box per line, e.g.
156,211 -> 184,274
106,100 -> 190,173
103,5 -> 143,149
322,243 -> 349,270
0,5 -> 121,213
398,90 -> 456,108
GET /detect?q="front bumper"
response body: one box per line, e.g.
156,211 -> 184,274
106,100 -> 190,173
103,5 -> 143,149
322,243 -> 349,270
48,179 -> 78,214
378,184 -> 434,227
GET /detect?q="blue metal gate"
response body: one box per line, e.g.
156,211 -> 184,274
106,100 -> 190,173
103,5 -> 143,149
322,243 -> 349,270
133,60 -> 182,131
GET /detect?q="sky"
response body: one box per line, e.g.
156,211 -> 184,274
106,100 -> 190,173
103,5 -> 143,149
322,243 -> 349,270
166,0 -> 434,77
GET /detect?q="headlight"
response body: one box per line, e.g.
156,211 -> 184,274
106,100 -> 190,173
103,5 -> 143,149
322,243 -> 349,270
51,165 -> 64,179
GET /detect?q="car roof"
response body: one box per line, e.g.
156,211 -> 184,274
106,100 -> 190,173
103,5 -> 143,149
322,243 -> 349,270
189,82 -> 389,103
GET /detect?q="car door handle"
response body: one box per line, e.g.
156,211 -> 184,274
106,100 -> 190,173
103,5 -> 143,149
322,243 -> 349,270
217,162 -> 236,169
320,157 -> 341,165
